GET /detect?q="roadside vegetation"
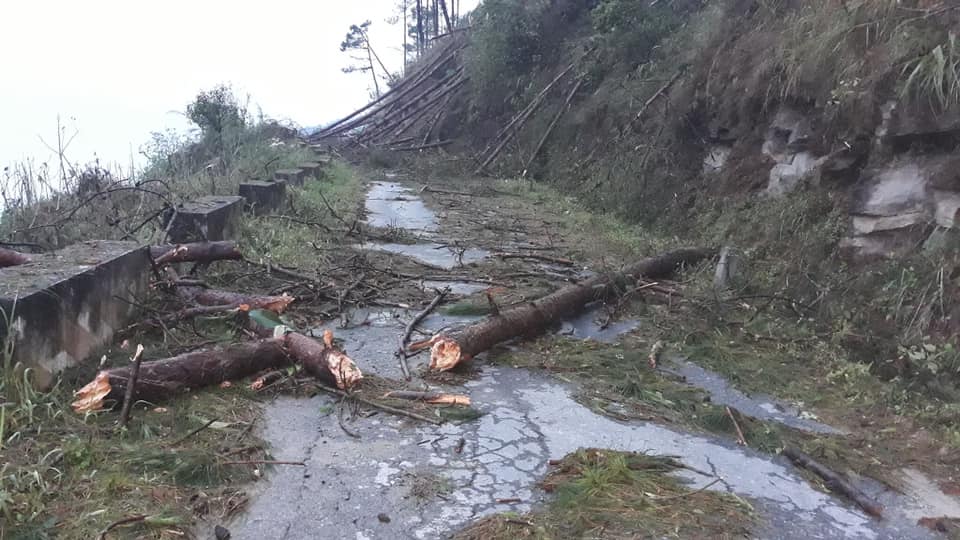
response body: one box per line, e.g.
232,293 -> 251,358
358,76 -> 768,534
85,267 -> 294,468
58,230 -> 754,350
456,448 -> 754,540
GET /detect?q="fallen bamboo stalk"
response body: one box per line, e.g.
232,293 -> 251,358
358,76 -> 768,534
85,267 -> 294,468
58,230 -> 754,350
726,406 -> 747,446
633,69 -> 685,122
397,288 -> 450,379
150,241 -> 242,265
362,76 -> 467,144
0,247 -> 31,268
523,77 -> 583,176
389,140 -> 455,152
422,93 -> 453,145
475,65 -> 574,174
782,446 -> 884,518
415,248 -> 714,371
317,40 -> 465,138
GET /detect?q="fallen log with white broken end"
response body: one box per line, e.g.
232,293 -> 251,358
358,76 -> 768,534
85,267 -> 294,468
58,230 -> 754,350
72,330 -> 362,413
409,247 -> 715,371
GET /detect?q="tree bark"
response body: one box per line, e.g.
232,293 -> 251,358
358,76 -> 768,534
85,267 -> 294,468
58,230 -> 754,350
419,248 -> 715,371
0,247 -> 31,268
150,241 -> 242,265
283,331 -> 363,390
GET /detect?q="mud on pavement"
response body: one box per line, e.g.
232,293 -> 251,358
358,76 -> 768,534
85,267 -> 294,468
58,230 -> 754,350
221,172 -> 952,539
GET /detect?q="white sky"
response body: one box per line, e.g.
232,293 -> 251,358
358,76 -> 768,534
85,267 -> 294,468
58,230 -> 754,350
0,0 -> 478,172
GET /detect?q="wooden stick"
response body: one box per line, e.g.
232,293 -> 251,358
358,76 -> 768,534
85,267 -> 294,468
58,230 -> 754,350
313,385 -> 443,425
389,139 -> 455,152
726,406 -> 747,446
117,344 -> 145,428
398,288 -> 449,379
782,446 -> 884,518
97,515 -> 147,540
523,77 -> 583,177
633,69 -> 684,122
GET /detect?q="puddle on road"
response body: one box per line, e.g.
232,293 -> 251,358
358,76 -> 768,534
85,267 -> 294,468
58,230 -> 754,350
365,182 -> 438,232
356,241 -> 489,270
418,280 -> 489,296
230,366 -> 934,540
664,357 -> 843,435
227,179 -> 944,539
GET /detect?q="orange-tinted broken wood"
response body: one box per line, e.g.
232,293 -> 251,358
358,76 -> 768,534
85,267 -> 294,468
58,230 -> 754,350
177,286 -> 295,313
383,390 -> 471,406
283,330 -> 363,390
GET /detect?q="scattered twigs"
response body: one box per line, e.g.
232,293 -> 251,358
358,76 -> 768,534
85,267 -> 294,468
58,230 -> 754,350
495,252 -> 575,266
725,406 -> 747,446
397,288 -> 450,379
312,385 -> 443,425
419,186 -> 473,197
170,418 -> 217,446
782,446 -> 884,518
117,344 -> 145,428
97,515 -> 148,540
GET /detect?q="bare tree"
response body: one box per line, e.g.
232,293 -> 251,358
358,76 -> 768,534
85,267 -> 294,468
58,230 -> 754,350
340,21 -> 391,98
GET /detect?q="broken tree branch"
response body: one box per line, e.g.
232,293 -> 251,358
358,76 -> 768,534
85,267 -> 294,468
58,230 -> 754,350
117,344 -> 145,428
782,446 -> 884,518
397,288 -> 450,379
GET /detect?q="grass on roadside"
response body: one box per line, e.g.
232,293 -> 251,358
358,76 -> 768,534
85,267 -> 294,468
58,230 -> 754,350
455,448 -> 754,540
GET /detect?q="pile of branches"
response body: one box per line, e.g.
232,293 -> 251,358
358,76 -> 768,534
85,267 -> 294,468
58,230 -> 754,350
310,33 -> 468,152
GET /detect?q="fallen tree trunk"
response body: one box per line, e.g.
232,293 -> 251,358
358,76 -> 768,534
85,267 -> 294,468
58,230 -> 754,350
782,446 -> 884,518
72,340 -> 291,411
0,247 -> 31,268
414,247 -> 714,371
150,241 -> 243,265
72,332 -> 362,412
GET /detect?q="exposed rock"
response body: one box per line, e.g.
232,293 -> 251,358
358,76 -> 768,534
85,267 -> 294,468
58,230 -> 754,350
880,100 -> 960,140
851,212 -> 929,235
933,190 -> 960,229
767,151 -> 819,197
839,226 -> 932,260
713,246 -> 743,291
854,161 -> 930,217
703,144 -> 731,175
923,227 -> 960,254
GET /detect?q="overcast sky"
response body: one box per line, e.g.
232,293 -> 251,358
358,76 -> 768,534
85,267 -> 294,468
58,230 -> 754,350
0,0 -> 478,173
